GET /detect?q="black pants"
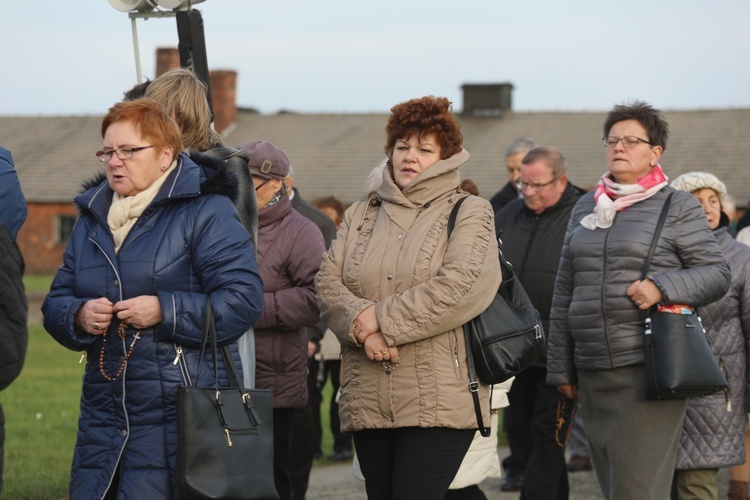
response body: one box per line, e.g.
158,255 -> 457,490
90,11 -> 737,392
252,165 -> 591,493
505,366 -> 571,500
354,427 -> 475,500
274,408 -> 296,500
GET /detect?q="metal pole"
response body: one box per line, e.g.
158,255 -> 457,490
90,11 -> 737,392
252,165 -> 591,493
130,15 -> 143,84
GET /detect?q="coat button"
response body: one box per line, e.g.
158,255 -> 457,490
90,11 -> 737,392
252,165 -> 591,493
398,234 -> 403,239
387,275 -> 393,281
113,280 -> 119,287
121,429 -> 127,437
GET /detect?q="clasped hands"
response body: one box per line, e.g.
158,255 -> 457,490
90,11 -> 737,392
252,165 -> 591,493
76,296 -> 162,335
354,305 -> 399,364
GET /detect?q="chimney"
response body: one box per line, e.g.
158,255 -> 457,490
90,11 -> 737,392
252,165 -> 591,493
209,70 -> 237,136
461,83 -> 513,116
155,47 -> 181,78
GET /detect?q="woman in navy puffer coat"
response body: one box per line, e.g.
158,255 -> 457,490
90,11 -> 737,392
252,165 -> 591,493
42,100 -> 263,499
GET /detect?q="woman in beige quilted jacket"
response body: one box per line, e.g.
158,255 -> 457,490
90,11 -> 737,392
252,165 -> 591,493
316,96 -> 502,499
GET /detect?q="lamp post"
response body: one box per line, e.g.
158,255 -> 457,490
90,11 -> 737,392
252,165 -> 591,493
107,1 -> 209,86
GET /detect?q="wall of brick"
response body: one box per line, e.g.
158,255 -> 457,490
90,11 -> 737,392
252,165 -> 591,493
17,203 -> 77,275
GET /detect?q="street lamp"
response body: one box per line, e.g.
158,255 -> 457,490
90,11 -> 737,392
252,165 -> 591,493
108,0 -> 206,12
107,0 -> 210,90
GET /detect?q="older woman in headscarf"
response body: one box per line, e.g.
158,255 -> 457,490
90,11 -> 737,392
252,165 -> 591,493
669,172 -> 750,500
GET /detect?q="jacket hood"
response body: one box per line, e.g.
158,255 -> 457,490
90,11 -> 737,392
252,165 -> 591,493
79,152 -> 238,200
378,148 -> 471,208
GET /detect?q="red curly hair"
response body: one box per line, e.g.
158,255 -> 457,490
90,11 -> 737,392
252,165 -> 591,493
384,96 -> 463,160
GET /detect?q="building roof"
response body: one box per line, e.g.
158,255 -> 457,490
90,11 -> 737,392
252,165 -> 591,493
3,108 -> 750,207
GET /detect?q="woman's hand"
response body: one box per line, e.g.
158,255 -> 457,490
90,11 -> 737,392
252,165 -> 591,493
114,295 -> 162,330
353,305 -> 380,344
76,297 -> 115,335
363,332 -> 400,364
627,279 -> 663,310
557,384 -> 578,399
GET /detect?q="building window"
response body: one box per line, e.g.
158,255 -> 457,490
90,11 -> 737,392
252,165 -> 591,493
56,215 -> 77,244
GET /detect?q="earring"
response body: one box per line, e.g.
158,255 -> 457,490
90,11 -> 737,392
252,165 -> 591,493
161,166 -> 168,171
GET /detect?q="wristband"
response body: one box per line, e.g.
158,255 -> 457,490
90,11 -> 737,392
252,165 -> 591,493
648,276 -> 669,304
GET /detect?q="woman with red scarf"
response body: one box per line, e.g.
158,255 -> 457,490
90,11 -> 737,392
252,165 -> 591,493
546,101 -> 731,500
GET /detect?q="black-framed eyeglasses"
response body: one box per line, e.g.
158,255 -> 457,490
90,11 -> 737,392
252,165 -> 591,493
602,136 -> 652,148
254,178 -> 271,191
516,177 -> 558,191
96,145 -> 154,162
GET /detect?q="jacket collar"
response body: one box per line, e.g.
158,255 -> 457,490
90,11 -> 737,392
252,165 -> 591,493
75,153 -> 237,222
378,148 -> 470,209
258,193 -> 292,227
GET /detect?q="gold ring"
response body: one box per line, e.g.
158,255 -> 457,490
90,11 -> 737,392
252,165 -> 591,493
95,322 -> 100,330
636,300 -> 642,306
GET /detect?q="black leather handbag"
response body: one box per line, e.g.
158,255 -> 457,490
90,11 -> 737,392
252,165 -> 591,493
174,298 -> 278,499
448,196 -> 546,435
641,193 -> 728,400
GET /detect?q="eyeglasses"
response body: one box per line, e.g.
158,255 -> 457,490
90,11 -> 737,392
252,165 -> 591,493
254,178 -> 271,191
516,177 -> 558,191
602,136 -> 652,148
95,145 -> 154,162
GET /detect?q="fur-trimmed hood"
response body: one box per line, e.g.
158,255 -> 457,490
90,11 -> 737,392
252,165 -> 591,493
79,152 -> 239,201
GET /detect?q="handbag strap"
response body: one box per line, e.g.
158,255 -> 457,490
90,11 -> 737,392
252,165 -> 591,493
448,196 -> 492,437
640,192 -> 674,281
191,296 -> 246,392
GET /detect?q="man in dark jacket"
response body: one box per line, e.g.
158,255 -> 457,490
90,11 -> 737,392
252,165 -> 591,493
495,147 -> 585,499
488,137 -> 537,214
0,224 -> 28,494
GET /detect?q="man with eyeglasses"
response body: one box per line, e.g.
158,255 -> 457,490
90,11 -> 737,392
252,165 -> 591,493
494,146 -> 586,499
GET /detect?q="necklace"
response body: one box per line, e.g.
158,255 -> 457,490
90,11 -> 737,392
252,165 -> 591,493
99,321 -> 141,381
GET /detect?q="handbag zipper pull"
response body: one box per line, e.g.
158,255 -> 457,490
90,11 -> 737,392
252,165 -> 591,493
224,429 -> 233,447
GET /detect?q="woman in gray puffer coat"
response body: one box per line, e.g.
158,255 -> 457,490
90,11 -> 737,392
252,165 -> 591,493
546,101 -> 731,500
670,172 -> 750,500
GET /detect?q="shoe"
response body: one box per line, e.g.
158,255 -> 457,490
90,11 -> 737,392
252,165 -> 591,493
500,469 -> 523,491
567,455 -> 593,472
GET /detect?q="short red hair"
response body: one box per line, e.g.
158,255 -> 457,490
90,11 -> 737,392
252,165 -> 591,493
384,96 -> 463,160
101,98 -> 183,154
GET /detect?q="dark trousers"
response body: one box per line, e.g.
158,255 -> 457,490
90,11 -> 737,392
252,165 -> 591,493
354,427 -> 475,500
274,408 -> 296,500
505,366 -> 571,500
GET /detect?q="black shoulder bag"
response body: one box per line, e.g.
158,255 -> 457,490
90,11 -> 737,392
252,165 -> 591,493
641,193 -> 728,400
448,196 -> 546,436
174,297 -> 278,499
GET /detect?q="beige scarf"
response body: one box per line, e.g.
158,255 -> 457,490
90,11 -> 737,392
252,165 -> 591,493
108,160 -> 178,253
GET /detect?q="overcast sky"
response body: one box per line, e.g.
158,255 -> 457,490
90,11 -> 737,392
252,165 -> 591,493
2,1 -> 749,116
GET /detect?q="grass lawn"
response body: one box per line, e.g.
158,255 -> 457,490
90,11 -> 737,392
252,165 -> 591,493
1,325 -> 82,499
